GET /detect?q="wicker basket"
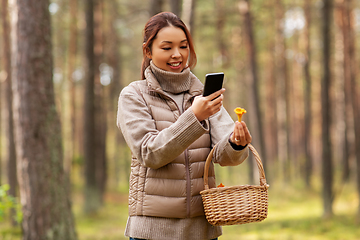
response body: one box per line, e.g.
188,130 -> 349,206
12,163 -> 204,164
200,144 -> 269,226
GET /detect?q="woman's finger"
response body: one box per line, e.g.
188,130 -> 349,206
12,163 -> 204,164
210,93 -> 223,105
233,122 -> 242,145
239,124 -> 246,143
241,122 -> 252,143
206,88 -> 225,101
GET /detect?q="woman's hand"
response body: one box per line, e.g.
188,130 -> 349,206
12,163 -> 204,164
230,121 -> 252,146
192,88 -> 225,122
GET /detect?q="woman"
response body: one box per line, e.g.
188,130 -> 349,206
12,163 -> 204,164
117,12 -> 252,240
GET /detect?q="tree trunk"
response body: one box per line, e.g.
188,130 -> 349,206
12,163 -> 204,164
149,0 -> 164,16
94,0 -> 107,203
274,0 -> 290,182
65,0 -> 78,175
2,0 -> 18,226
84,0 -> 101,213
107,0 -> 123,187
344,1 -> 360,222
10,0 -> 77,238
337,0 -> 354,183
108,2 -> 122,105
321,0 -> 334,219
303,0 -> 313,188
182,0 -> 196,34
170,0 -> 181,17
262,0 -> 278,171
290,31 -> 303,180
215,0 -> 230,68
239,0 -> 267,175
264,23 -> 278,173
0,0 -> 4,186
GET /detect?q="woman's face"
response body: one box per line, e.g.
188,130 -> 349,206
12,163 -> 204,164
147,26 -> 189,73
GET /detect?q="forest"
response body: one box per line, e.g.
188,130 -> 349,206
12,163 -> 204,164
0,0 -> 360,239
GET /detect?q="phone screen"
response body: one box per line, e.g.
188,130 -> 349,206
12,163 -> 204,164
203,72 -> 224,98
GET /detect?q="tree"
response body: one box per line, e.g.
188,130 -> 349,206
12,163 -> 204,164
1,0 -> 18,225
10,0 -> 77,238
263,0 -> 278,169
321,0 -> 334,219
106,0 -> 124,187
170,0 -> 181,17
83,0 -> 101,213
0,0 -> 3,187
181,0 -> 196,34
303,0 -> 313,187
335,0 -> 354,183
93,0 -> 107,203
149,0 -> 164,16
215,0 -> 230,68
65,0 -> 78,175
274,0 -> 291,182
343,1 -> 360,222
238,0 -> 267,176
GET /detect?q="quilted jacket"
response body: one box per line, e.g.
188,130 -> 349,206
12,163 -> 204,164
117,63 -> 248,219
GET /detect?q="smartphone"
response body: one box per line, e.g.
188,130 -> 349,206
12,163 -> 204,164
203,72 -> 224,99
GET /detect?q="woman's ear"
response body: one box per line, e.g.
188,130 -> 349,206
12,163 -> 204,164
143,43 -> 152,59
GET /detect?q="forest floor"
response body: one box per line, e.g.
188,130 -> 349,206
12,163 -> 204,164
0,180 -> 359,240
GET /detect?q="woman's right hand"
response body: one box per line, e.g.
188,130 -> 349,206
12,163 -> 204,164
191,88 -> 225,122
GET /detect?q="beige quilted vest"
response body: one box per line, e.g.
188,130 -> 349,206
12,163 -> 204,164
128,79 -> 216,219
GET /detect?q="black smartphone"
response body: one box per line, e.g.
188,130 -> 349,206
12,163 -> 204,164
203,72 -> 224,99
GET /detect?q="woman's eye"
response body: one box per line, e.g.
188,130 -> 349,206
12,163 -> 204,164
180,46 -> 188,49
162,47 -> 171,50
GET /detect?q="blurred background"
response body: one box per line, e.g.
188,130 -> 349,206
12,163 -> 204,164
1,0 -> 360,239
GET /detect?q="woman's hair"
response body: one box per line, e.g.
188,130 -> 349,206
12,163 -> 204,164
141,12 -> 197,79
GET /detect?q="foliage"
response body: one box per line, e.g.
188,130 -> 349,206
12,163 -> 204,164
0,185 -> 22,224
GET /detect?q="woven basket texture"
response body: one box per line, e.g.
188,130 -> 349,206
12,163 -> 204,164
200,144 -> 269,226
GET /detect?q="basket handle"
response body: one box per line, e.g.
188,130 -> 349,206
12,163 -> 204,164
203,143 -> 268,190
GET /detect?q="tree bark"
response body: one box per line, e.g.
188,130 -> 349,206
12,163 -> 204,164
10,0 -> 77,238
2,0 -> 18,226
274,0 -> 290,182
170,0 -> 181,17
239,0 -> 267,175
93,0 -> 107,203
181,0 -> 196,34
261,0 -> 279,172
337,0 -> 354,183
149,0 -> 164,16
215,0 -> 230,68
303,0 -> 313,187
108,1 -> 122,105
264,21 -> 278,172
65,0 -> 78,175
344,1 -> 360,222
83,0 -> 101,213
107,0 -> 123,187
321,0 -> 334,219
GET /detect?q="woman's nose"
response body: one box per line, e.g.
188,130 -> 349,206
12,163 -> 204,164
172,48 -> 181,58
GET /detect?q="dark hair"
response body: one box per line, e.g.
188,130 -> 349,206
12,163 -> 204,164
141,12 -> 197,79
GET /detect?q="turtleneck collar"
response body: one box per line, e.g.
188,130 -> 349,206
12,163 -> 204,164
148,61 -> 192,94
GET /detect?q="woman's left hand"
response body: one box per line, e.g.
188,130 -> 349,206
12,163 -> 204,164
230,121 -> 252,146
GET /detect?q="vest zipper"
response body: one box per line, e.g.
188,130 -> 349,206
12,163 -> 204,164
184,148 -> 191,218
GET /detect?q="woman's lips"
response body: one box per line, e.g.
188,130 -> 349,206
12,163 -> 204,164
168,62 -> 182,69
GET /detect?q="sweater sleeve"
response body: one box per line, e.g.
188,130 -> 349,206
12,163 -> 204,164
208,107 -> 249,166
117,84 -> 208,169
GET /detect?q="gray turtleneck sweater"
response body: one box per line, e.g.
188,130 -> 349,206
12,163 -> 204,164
150,61 -> 189,114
